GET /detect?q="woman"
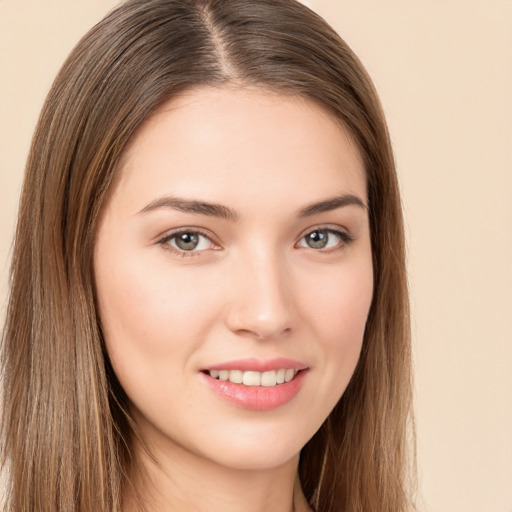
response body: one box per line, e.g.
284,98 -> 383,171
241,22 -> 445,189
1,0 -> 414,511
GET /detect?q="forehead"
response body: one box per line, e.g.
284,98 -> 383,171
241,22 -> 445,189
112,86 -> 367,214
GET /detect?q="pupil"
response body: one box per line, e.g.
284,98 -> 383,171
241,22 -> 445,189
307,230 -> 328,249
176,232 -> 199,250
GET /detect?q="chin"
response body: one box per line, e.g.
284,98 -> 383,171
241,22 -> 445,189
204,442 -> 303,472
193,419 -> 319,472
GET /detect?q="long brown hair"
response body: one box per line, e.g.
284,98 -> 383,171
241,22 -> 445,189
1,1 -> 415,510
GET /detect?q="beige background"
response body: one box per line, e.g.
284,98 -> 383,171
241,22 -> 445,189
1,1 -> 511,511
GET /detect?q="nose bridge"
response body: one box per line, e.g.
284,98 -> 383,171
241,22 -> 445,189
225,243 -> 295,340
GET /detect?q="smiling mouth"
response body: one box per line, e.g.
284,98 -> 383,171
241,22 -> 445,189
200,365 -> 308,410
203,369 -> 300,387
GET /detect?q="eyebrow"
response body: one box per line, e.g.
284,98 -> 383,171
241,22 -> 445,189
138,193 -> 367,220
138,196 -> 239,221
297,194 -> 367,217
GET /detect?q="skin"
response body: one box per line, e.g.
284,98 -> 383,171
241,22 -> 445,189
94,86 -> 373,512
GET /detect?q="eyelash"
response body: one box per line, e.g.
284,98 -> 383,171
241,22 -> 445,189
157,225 -> 354,258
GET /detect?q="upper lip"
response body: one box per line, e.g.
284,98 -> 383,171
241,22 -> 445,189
201,357 -> 309,372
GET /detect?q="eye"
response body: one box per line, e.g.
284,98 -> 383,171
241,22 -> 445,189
296,227 -> 353,250
159,229 -> 218,256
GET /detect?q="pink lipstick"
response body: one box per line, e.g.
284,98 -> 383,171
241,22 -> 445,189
199,358 -> 309,411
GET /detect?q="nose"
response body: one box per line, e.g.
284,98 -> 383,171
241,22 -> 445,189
224,249 -> 296,341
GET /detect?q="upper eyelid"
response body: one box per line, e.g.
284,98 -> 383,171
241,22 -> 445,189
159,227 -> 217,243
296,223 -> 351,239
158,223 -> 349,239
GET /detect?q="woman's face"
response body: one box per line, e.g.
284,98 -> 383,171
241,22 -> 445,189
94,87 -> 373,471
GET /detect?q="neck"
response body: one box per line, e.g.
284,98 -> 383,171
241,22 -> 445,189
123,435 -> 311,512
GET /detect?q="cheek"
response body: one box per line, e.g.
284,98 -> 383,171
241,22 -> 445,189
303,256 -> 373,342
94,250 -> 221,387
298,255 -> 373,397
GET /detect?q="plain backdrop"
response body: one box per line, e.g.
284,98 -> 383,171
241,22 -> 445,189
1,1 -> 511,511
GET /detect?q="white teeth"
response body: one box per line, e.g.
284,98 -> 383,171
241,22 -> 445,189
242,371 -> 261,386
208,368 -> 300,386
261,370 -> 277,387
228,370 -> 243,384
284,369 -> 295,382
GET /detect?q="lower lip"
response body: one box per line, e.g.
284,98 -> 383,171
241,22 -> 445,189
200,370 -> 307,411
